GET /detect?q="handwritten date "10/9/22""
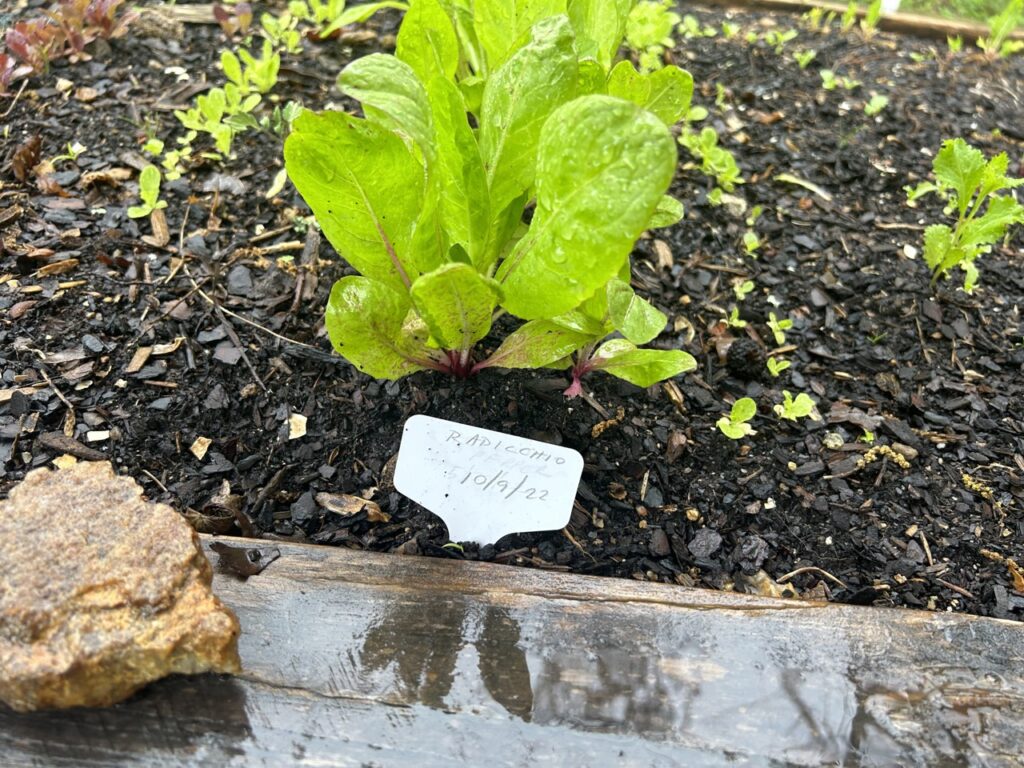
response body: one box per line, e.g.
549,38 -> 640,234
451,467 -> 550,502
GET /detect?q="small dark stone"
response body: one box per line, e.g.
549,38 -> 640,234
81,334 -> 104,354
290,491 -> 318,525
688,528 -> 722,559
726,338 -> 766,381
649,528 -> 671,557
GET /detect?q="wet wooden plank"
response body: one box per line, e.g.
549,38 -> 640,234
2,535 -> 1023,766
699,0 -> 1024,41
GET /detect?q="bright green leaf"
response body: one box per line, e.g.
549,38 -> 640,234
731,397 -> 757,423
606,279 -> 666,344
497,95 -> 676,319
592,339 -> 696,387
934,138 -> 986,216
647,195 -> 684,228
410,263 -> 502,350
567,0 -> 632,69
479,319 -> 591,369
325,276 -> 434,379
396,0 -> 459,86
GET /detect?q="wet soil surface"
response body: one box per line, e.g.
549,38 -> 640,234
2,3 -> 1023,619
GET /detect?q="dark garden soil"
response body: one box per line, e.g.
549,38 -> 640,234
2,2 -> 1023,620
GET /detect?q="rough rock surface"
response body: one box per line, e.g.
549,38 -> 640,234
0,461 -> 241,711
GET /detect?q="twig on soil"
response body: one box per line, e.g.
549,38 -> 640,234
1,80 -> 29,119
935,578 -> 975,600
777,566 -> 848,590
250,463 -> 296,525
290,225 -> 320,316
920,531 -> 934,567
914,315 -> 933,364
142,469 -> 169,494
562,528 -> 596,562
214,306 -> 268,393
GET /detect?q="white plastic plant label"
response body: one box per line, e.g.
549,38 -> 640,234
394,415 -> 584,545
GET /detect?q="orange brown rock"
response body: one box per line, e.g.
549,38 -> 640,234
0,461 -> 241,712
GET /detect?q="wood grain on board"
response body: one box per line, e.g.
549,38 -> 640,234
2,535 -> 1022,766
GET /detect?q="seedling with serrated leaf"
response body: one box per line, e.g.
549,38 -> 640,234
733,280 -> 755,301
726,307 -> 746,329
860,0 -> 883,39
742,231 -> 761,256
978,0 -> 1023,58
840,0 -> 858,31
821,69 -> 860,92
764,29 -> 797,55
910,138 -> 1024,291
625,0 -> 681,72
947,35 -> 963,54
864,94 -> 888,117
773,390 -> 819,421
221,39 -> 280,95
288,0 -> 407,40
793,49 -> 817,69
679,127 -> 743,194
717,397 -> 757,440
284,6 -> 698,397
767,312 -> 793,345
127,165 -> 167,219
766,356 -> 790,377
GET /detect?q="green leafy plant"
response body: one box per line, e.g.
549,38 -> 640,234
766,356 -> 790,377
127,165 -> 167,219
726,307 -> 747,328
221,39 -> 280,95
51,141 -> 87,165
841,0 -> 859,31
764,28 -> 798,54
977,0 -> 1023,57
767,312 -> 793,345
947,34 -> 964,52
733,279 -> 755,301
260,11 -> 303,54
820,69 -> 861,91
909,138 -> 1024,291
742,231 -> 761,256
678,13 -> 716,40
721,21 -> 740,38
864,93 -> 889,116
793,49 -> 817,68
773,390 -> 818,421
288,0 -> 408,40
717,397 -> 757,439
284,6 -> 698,396
860,0 -> 883,38
175,84 -> 262,155
679,126 -> 743,195
625,0 -> 681,72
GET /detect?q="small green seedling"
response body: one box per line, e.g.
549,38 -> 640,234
841,0 -> 858,31
764,28 -> 798,55
947,35 -> 963,53
767,312 -> 793,345
733,279 -> 755,301
859,429 -> 876,444
626,0 -> 682,72
742,231 -> 761,256
679,127 -> 744,194
766,356 -> 790,377
260,11 -> 303,54
793,49 -> 817,69
221,39 -> 280,95
864,94 -> 889,117
717,397 -> 757,439
127,165 -> 167,219
142,137 -> 164,156
745,205 -> 764,228
678,13 -> 716,40
774,390 -> 818,421
910,138 -> 1024,291
726,307 -> 747,328
860,0 -> 883,39
721,21 -> 740,38
51,141 -> 87,165
978,0 -> 1023,58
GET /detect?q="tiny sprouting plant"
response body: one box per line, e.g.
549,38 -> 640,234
288,0 -> 408,40
221,40 -> 280,95
742,231 -> 761,256
127,166 -> 167,219
678,14 -> 716,40
721,21 -> 740,38
907,138 -> 1024,291
726,307 -> 747,328
860,0 -> 883,39
767,312 -> 793,345
213,2 -> 254,38
175,84 -> 262,155
285,6 -> 698,395
978,0 -> 1023,58
746,205 -> 764,227
820,69 -> 860,91
773,391 -> 818,421
947,35 -> 963,53
260,11 -> 303,54
715,83 -> 728,109
766,356 -> 790,377
859,429 -> 876,444
4,19 -> 66,73
864,93 -> 889,116
733,279 -> 755,301
764,28 -> 797,55
625,0 -> 681,71
679,127 -> 743,196
793,49 -> 817,69
840,0 -> 858,31
801,7 -> 836,32
717,397 -> 757,440
52,141 -> 87,165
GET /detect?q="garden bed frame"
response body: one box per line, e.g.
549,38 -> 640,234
1,535 -> 1022,765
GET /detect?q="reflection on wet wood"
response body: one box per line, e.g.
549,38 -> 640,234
3,536 -> 1023,766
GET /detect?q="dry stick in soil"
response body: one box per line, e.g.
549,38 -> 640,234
777,566 -> 848,589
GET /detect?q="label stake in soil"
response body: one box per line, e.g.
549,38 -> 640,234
394,415 -> 584,545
